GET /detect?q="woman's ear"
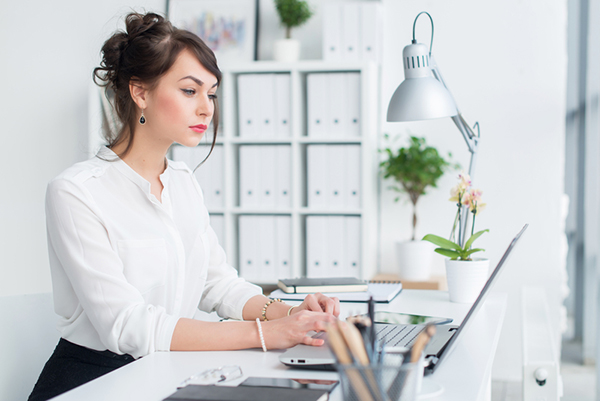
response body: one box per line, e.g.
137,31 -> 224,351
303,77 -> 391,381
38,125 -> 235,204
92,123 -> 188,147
129,79 -> 148,110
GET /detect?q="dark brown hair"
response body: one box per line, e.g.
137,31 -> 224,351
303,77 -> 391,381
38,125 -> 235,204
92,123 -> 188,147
93,12 -> 221,164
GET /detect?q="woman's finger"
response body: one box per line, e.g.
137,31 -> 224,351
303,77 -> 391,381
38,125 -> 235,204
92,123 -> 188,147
302,293 -> 323,312
302,335 -> 325,346
331,297 -> 341,317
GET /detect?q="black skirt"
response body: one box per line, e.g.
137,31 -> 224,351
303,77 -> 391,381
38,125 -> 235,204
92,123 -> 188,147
28,338 -> 135,401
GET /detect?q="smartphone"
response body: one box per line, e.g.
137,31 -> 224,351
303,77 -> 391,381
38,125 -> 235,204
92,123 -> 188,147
239,377 -> 339,392
372,311 -> 453,325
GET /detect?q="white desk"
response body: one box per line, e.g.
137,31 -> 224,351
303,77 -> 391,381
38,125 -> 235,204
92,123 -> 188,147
53,290 -> 507,401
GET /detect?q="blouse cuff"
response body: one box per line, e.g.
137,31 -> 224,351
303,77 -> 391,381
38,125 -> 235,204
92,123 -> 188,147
159,314 -> 181,353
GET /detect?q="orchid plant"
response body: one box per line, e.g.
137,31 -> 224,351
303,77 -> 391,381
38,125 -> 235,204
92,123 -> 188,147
422,173 -> 488,261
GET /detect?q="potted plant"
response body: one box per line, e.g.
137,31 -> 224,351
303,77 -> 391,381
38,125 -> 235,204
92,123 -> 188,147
273,0 -> 313,62
423,173 -> 489,303
380,135 -> 456,281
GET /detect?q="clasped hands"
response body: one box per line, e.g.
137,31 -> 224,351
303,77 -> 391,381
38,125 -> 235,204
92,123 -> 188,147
262,293 -> 341,349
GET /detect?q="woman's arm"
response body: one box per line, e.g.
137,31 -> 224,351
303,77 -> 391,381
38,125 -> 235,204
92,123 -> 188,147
171,293 -> 341,351
170,309 -> 336,351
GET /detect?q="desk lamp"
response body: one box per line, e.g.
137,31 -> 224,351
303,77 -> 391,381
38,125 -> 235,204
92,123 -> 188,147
386,11 -> 480,246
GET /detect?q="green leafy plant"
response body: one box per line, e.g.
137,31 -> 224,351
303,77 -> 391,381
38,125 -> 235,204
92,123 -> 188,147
422,173 -> 488,260
274,0 -> 314,39
380,135 -> 456,241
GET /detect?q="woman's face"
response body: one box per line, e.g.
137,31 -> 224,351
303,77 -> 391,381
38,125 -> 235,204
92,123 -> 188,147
143,49 -> 218,148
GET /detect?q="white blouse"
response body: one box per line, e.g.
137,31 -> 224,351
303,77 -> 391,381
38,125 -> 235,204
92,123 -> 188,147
45,147 -> 261,359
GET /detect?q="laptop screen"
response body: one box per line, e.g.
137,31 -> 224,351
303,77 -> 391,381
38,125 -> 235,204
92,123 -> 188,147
428,224 -> 528,372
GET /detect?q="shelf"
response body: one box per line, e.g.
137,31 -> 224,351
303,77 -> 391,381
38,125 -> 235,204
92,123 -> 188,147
172,61 -> 380,281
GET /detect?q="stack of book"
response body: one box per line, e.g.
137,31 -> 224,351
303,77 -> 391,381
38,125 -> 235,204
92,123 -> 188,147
271,277 -> 402,303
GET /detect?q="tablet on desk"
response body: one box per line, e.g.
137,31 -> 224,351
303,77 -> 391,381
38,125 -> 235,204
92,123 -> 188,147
371,311 -> 453,325
240,377 -> 338,392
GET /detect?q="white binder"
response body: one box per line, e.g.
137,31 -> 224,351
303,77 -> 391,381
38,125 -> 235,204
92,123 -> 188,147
345,73 -> 361,137
344,216 -> 361,277
274,145 -> 292,209
258,74 -> 276,138
204,145 -> 224,209
360,2 -> 383,63
237,74 -> 259,137
328,73 -> 346,138
190,146 -> 211,205
327,145 -> 347,208
327,216 -> 346,277
341,2 -> 360,61
345,145 -> 361,210
238,215 -> 259,282
274,74 -> 292,137
307,145 -> 329,209
307,74 -> 329,138
259,146 -> 276,209
275,216 -> 292,279
322,2 -> 343,61
306,216 -> 329,278
239,146 -> 260,209
258,216 -> 276,282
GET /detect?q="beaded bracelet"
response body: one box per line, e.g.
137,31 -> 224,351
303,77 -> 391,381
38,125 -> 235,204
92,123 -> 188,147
255,318 -> 267,352
261,298 -> 282,321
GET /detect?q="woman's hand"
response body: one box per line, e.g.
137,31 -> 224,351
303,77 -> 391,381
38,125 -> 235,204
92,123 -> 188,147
291,292 -> 341,317
262,310 -> 337,349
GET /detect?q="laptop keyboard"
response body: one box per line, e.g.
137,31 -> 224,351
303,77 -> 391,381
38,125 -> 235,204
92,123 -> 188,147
313,324 -> 423,348
375,324 -> 424,348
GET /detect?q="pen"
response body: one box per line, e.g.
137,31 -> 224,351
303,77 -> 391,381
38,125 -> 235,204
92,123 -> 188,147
368,296 -> 376,355
347,314 -> 372,361
326,322 -> 375,401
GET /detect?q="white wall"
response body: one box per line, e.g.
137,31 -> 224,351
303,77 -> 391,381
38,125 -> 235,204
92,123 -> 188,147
2,0 -> 566,383
0,0 -> 164,297
257,0 -> 567,381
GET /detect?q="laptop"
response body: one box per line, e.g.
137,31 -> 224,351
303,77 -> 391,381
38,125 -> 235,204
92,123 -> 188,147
279,224 -> 528,375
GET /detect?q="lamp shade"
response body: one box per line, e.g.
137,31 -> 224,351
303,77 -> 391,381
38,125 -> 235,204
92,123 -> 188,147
387,42 -> 458,122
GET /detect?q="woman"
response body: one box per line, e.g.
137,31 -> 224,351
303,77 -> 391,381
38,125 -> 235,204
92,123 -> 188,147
29,12 -> 339,401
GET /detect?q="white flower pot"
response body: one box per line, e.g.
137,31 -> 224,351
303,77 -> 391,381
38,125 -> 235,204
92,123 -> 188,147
445,258 -> 490,303
395,241 -> 434,281
273,38 -> 300,62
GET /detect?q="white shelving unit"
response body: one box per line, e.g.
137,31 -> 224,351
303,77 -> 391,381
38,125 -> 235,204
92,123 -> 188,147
178,61 -> 380,283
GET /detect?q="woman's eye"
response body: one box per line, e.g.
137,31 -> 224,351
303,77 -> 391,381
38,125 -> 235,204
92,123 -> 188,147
181,89 -> 196,95
208,93 -> 218,100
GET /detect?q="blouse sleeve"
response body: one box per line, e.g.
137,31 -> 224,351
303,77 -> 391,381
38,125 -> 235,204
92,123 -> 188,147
197,217 -> 262,321
46,178 -> 180,358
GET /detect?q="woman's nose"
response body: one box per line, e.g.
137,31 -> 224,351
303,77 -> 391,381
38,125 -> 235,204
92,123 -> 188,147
197,95 -> 214,117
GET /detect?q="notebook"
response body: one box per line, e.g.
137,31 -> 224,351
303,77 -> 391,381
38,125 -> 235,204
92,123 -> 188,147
270,281 -> 402,303
279,224 -> 528,375
278,277 -> 368,293
163,384 -> 330,401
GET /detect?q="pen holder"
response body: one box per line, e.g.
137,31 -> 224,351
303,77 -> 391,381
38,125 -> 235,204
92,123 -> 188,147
336,362 -> 421,401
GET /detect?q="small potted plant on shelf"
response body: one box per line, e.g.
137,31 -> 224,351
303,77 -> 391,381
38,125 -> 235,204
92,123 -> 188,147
422,173 -> 489,303
380,135 -> 456,281
273,0 -> 313,62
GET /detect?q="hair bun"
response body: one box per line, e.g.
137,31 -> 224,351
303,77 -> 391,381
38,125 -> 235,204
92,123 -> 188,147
93,13 -> 166,89
125,12 -> 165,41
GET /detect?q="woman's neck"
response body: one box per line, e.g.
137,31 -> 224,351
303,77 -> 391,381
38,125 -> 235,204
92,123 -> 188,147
111,139 -> 169,181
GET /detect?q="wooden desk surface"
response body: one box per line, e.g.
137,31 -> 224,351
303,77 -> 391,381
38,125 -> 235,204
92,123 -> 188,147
53,290 -> 506,401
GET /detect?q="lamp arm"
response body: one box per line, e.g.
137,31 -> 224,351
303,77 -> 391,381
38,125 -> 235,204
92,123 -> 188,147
430,54 -> 481,246
430,55 -> 480,175
451,115 -> 479,178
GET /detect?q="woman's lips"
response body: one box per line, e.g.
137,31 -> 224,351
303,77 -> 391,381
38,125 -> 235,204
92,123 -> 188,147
190,124 -> 207,133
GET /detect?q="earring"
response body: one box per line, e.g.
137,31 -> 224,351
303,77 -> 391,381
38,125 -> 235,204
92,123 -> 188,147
139,109 -> 146,125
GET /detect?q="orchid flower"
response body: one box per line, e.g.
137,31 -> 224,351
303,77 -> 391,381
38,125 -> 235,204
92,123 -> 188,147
423,174 -> 488,261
